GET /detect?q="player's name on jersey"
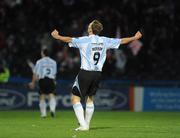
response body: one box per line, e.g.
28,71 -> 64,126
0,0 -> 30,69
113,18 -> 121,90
91,42 -> 103,46
92,47 -> 103,51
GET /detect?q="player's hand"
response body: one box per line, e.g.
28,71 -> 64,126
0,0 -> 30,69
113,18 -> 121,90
51,29 -> 59,38
134,31 -> 142,40
28,82 -> 35,89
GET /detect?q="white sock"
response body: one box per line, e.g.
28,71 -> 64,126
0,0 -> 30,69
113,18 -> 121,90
85,102 -> 94,126
49,96 -> 56,113
73,102 -> 86,127
39,100 -> 47,117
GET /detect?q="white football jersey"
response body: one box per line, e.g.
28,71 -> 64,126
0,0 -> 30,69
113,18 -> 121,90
33,57 -> 57,79
69,34 -> 121,71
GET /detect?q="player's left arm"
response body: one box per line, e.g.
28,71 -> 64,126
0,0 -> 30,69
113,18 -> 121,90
121,31 -> 142,45
51,29 -> 72,43
29,61 -> 38,89
29,74 -> 38,89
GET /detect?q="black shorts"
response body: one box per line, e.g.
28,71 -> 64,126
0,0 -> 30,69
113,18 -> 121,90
72,69 -> 101,98
38,77 -> 56,95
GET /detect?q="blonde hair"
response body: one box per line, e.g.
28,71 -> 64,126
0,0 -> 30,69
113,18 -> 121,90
91,20 -> 103,35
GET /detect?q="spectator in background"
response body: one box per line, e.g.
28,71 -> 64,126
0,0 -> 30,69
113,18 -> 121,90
129,40 -> 143,56
0,60 -> 10,84
0,0 -> 178,80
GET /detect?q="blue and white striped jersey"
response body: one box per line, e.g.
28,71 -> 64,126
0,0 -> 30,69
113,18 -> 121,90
33,57 -> 57,79
69,35 -> 121,71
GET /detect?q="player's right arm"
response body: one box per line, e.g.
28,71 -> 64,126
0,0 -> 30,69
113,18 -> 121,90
51,29 -> 85,48
51,29 -> 72,43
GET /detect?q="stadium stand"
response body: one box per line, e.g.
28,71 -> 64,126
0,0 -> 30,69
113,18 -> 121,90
0,0 -> 179,80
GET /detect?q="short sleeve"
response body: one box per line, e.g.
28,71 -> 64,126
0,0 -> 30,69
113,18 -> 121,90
105,37 -> 121,49
68,36 -> 89,48
68,37 -> 82,48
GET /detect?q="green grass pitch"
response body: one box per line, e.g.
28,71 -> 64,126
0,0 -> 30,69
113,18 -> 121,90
0,111 -> 180,138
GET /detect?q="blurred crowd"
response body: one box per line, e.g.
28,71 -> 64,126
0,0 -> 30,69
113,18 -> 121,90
0,0 -> 179,80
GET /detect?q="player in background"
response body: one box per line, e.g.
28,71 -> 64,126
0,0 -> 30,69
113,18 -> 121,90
29,48 -> 57,118
51,20 -> 142,130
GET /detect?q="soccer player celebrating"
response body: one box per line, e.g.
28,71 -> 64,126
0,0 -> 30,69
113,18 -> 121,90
29,48 -> 57,118
51,20 -> 142,131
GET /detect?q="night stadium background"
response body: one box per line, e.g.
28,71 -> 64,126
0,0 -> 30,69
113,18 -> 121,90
0,0 -> 180,138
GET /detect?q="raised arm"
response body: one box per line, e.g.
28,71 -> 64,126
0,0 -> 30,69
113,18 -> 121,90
51,29 -> 72,43
121,31 -> 142,45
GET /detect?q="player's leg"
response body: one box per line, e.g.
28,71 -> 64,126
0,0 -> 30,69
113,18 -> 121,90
85,71 -> 101,128
48,78 -> 57,117
48,93 -> 56,117
38,78 -> 50,118
85,96 -> 94,128
39,94 -> 47,117
71,94 -> 88,130
71,70 -> 90,131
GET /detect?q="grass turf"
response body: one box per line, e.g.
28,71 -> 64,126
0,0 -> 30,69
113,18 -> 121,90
0,111 -> 180,138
